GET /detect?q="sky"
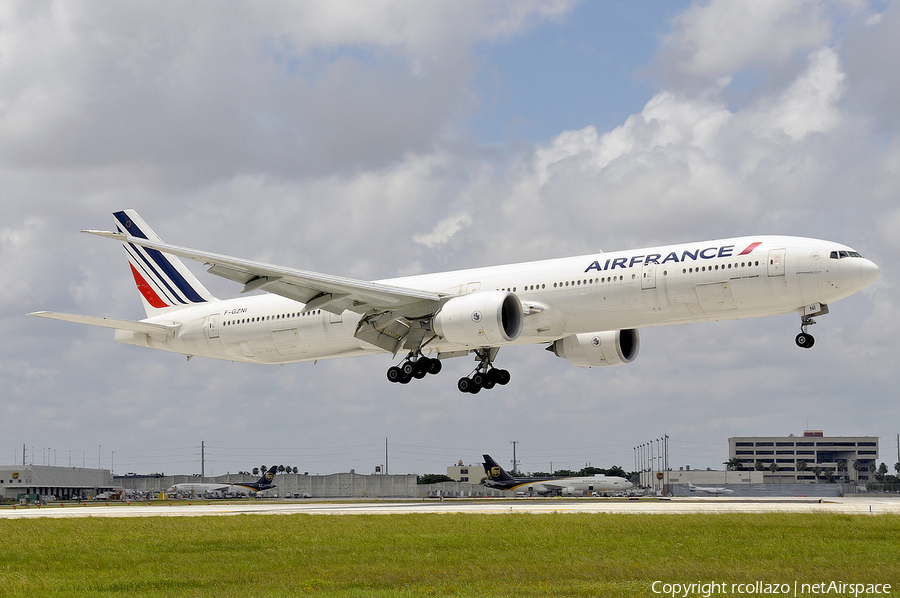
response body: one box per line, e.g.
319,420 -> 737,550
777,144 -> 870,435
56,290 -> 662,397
3,0 -> 899,478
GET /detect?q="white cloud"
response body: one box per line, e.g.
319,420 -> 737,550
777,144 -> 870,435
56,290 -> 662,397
660,0 -> 832,80
413,213 -> 473,248
744,47 -> 845,142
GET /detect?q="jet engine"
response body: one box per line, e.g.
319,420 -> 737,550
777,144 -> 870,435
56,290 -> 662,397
549,329 -> 640,368
432,291 -> 523,346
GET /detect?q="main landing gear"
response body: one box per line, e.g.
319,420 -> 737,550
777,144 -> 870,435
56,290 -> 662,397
386,352 -> 442,385
457,348 -> 510,394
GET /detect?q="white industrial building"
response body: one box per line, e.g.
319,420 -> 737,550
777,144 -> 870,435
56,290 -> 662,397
0,465 -> 115,501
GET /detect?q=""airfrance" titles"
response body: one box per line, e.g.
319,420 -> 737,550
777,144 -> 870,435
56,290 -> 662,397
584,242 -> 762,273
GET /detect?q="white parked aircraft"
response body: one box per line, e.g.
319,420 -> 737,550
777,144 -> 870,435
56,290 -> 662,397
167,466 -> 277,497
482,454 -> 633,495
688,482 -> 735,496
31,210 -> 879,393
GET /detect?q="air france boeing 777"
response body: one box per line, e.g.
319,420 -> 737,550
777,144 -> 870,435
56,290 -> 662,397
31,210 -> 879,393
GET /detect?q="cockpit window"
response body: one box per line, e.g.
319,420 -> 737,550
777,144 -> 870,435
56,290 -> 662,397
830,250 -> 863,259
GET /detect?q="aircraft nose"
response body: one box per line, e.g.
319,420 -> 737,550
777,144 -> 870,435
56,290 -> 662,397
860,258 -> 880,287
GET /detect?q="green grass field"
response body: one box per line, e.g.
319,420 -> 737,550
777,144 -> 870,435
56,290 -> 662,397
0,511 -> 898,597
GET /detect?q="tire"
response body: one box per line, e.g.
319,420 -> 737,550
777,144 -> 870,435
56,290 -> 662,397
457,377 -> 472,393
387,366 -> 402,383
795,333 -> 815,349
497,369 -> 511,385
401,361 -> 416,376
472,372 -> 485,387
427,358 -> 442,375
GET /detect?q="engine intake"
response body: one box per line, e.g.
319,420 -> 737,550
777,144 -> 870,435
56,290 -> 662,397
549,329 -> 640,368
432,291 -> 523,347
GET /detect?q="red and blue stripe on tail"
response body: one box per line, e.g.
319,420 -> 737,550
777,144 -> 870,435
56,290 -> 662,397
114,210 -> 216,316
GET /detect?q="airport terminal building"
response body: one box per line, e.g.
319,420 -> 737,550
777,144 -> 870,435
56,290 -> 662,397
729,430 -> 878,483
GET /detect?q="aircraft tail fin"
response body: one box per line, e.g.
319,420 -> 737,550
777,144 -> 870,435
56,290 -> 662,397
257,466 -> 277,486
482,454 -> 515,483
113,210 -> 216,317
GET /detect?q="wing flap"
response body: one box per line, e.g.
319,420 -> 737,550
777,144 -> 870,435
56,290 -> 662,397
29,311 -> 180,337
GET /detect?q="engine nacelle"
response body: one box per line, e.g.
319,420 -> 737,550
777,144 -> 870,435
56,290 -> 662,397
550,329 -> 640,368
432,291 -> 523,347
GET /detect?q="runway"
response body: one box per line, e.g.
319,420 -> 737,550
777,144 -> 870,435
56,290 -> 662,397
2,496 -> 900,519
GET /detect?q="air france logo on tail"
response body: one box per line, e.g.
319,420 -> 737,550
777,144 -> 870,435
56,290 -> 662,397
584,242 -> 763,273
113,210 -> 215,314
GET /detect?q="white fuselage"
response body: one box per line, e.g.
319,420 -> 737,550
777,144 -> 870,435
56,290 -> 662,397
115,236 -> 878,365
515,475 -> 633,496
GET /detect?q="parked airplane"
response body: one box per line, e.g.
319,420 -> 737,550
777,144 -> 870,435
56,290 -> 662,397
31,210 -> 879,392
167,466 -> 277,497
482,454 -> 632,495
688,482 -> 734,496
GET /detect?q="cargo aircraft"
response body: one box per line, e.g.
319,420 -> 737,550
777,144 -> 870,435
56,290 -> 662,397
688,482 -> 735,496
31,210 -> 879,393
167,466 -> 277,497
482,454 -> 633,495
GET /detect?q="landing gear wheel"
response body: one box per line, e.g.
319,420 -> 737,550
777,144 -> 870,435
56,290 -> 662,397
458,377 -> 473,393
401,361 -> 416,377
427,358 -> 442,375
413,362 -> 428,379
387,366 -> 403,383
496,369 -> 511,385
795,332 -> 815,348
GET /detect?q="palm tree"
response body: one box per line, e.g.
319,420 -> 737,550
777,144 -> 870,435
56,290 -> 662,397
796,460 -> 808,481
812,465 -> 822,484
852,460 -> 861,483
837,459 -> 848,483
725,457 -> 742,471
768,462 -> 779,477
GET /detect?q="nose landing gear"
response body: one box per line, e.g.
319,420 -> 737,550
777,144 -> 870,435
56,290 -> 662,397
795,303 -> 829,349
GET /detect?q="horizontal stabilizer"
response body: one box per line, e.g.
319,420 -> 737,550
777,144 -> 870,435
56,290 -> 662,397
29,311 -> 180,337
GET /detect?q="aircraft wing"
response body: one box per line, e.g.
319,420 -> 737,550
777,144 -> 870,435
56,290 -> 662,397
537,482 -> 566,491
83,230 -> 442,317
29,311 -> 180,338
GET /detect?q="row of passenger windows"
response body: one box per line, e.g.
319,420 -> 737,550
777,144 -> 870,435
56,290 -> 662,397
223,309 -> 322,326
683,261 -> 759,274
496,260 -> 761,294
